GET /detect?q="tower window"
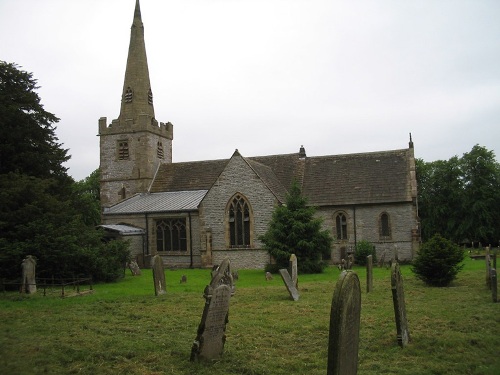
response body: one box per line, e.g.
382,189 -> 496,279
118,141 -> 129,160
148,88 -> 153,105
157,141 -> 164,159
124,87 -> 133,103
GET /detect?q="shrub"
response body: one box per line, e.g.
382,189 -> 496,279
411,233 -> 465,287
355,240 -> 377,266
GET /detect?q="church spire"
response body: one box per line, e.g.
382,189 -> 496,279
119,0 -> 155,122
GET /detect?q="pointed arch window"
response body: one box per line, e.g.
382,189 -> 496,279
156,218 -> 187,252
124,87 -> 133,103
228,194 -> 251,248
379,212 -> 392,239
335,212 -> 348,240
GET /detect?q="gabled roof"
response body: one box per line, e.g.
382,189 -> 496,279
129,147 -> 414,212
104,190 -> 208,214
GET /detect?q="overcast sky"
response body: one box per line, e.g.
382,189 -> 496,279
1,0 -> 499,181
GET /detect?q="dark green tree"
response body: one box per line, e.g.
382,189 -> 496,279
260,181 -> 332,273
354,240 -> 377,266
411,234 -> 465,287
0,62 -> 128,282
416,145 -> 500,245
73,169 -> 101,226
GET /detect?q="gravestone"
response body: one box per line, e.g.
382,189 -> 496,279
366,255 -> 373,293
151,255 -> 166,295
485,247 -> 491,289
391,262 -> 411,347
279,269 -> 299,301
21,255 -> 37,294
491,268 -> 497,303
232,270 -> 239,281
129,260 -> 141,276
289,254 -> 298,288
265,271 -> 273,281
180,275 -> 187,283
191,258 -> 233,361
327,270 -> 361,375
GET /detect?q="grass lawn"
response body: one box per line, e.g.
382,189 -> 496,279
0,258 -> 498,375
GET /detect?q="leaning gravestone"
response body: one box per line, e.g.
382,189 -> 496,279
129,260 -> 141,276
327,270 -> 361,375
289,254 -> 298,289
366,255 -> 373,293
21,255 -> 37,294
279,269 -> 299,301
265,271 -> 273,281
391,262 -> 411,347
151,255 -> 166,296
191,258 -> 234,361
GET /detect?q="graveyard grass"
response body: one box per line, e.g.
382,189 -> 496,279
0,258 -> 498,375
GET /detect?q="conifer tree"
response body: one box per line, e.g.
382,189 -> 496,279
260,181 -> 332,273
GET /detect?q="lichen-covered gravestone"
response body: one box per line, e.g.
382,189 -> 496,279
21,255 -> 37,294
279,268 -> 299,301
289,254 -> 298,288
327,270 -> 361,375
151,255 -> 166,295
391,262 -> 411,347
366,254 -> 373,293
191,258 -> 234,361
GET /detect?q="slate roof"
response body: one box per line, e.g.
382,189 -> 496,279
104,190 -> 208,214
139,147 -> 413,210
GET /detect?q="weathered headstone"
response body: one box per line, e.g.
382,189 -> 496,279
232,270 -> 239,281
491,268 -> 497,303
366,254 -> 373,293
279,269 -> 299,301
265,271 -> 273,281
485,247 -> 491,289
327,270 -> 361,375
346,254 -> 354,270
378,250 -> 386,267
129,260 -> 141,276
191,258 -> 233,361
180,275 -> 187,283
151,255 -> 166,295
289,254 -> 298,289
21,255 -> 37,294
391,262 -> 411,347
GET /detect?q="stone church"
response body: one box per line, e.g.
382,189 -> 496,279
99,0 -> 420,269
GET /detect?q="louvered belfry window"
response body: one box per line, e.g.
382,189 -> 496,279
157,141 -> 164,159
228,194 -> 250,248
118,141 -> 129,160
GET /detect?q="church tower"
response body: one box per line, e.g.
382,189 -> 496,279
98,0 -> 173,207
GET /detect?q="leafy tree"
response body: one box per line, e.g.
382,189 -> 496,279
354,240 -> 377,266
0,62 -> 128,282
260,181 -> 332,273
411,234 -> 465,287
73,169 -> 101,226
416,145 -> 500,245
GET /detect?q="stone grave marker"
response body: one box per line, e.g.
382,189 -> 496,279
180,275 -> 187,283
191,258 -> 234,361
289,254 -> 298,289
327,270 -> 361,375
128,260 -> 141,276
21,255 -> 37,294
151,255 -> 166,296
265,271 -> 273,281
485,247 -> 491,289
279,269 -> 299,301
491,268 -> 497,303
366,254 -> 373,293
391,262 -> 411,347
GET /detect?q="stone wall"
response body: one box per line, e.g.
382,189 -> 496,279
212,249 -> 270,270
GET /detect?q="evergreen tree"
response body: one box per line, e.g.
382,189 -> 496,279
0,62 -> 128,282
260,181 -> 332,273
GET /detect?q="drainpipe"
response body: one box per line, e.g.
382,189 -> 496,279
145,212 -> 149,263
353,206 -> 357,249
188,212 -> 193,268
